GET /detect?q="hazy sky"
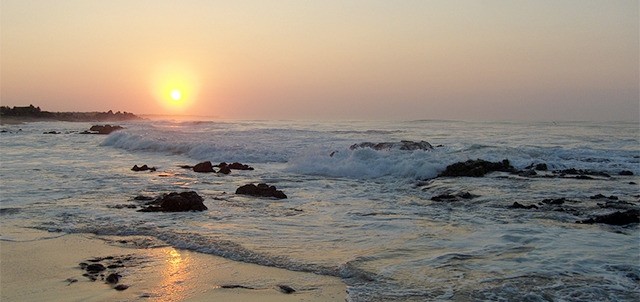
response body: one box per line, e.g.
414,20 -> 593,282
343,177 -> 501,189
1,0 -> 638,121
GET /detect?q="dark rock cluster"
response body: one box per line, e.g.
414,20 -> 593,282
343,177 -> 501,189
77,255 -> 135,291
236,183 -> 287,199
438,159 -> 516,177
138,191 -> 207,212
189,161 -> 255,174
578,209 -> 640,226
350,140 -> 433,151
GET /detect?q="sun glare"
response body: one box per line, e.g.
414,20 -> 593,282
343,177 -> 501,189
170,89 -> 182,101
152,63 -> 200,113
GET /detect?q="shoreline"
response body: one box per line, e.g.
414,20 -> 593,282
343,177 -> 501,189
0,227 -> 346,302
0,116 -> 142,125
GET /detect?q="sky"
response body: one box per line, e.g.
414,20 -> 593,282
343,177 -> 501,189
1,0 -> 638,121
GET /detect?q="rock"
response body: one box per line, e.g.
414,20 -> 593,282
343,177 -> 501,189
193,161 -> 215,173
517,169 -> 538,177
227,162 -> 254,170
525,163 -> 548,171
553,168 -> 610,178
138,191 -> 207,212
431,192 -> 477,202
541,198 -> 566,205
44,131 -> 60,134
619,170 -> 634,176
578,209 -> 640,225
438,159 -> 516,177
218,164 -> 231,175
221,285 -> 256,289
114,284 -> 129,291
431,193 -> 456,202
597,200 -> 637,210
350,140 -> 433,151
277,284 -> 296,294
105,273 -> 121,284
235,183 -> 287,199
535,163 -> 548,171
87,125 -> 124,135
133,195 -> 154,201
85,263 -> 106,273
179,165 -> 193,169
131,164 -> 156,172
590,194 -> 618,200
215,162 -> 253,174
509,202 -> 538,209
65,278 -> 78,286
108,204 -> 137,209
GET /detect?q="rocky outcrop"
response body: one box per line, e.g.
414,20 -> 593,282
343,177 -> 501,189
138,191 -> 207,212
438,159 -> 515,177
350,140 -> 433,151
83,124 -> 124,135
236,183 -> 287,199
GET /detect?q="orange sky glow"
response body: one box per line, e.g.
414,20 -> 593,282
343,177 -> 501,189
1,0 -> 638,121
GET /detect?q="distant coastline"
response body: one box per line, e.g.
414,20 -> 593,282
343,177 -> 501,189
0,105 -> 142,124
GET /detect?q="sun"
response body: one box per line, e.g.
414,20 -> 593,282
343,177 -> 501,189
170,89 -> 182,101
151,62 -> 200,113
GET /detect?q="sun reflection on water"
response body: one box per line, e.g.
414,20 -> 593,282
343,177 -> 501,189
153,248 -> 192,302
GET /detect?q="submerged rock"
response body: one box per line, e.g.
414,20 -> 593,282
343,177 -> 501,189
350,140 -> 433,151
578,209 -> 640,226
236,183 -> 287,199
553,168 -> 610,178
133,195 -> 154,201
619,170 -> 634,176
439,159 -> 516,177
138,191 -> 207,212
431,192 -> 477,202
509,202 -> 539,210
541,198 -> 567,205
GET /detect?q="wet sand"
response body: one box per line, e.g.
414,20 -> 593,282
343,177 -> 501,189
0,228 -> 346,301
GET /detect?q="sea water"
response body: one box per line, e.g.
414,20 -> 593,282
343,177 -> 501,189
1,119 -> 638,301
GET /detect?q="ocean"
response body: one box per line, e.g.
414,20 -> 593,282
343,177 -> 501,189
1,119 -> 638,301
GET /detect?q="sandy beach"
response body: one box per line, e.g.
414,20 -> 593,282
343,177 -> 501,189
0,227 -> 346,302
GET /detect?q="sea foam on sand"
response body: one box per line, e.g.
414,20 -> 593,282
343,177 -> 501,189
0,227 -> 346,302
